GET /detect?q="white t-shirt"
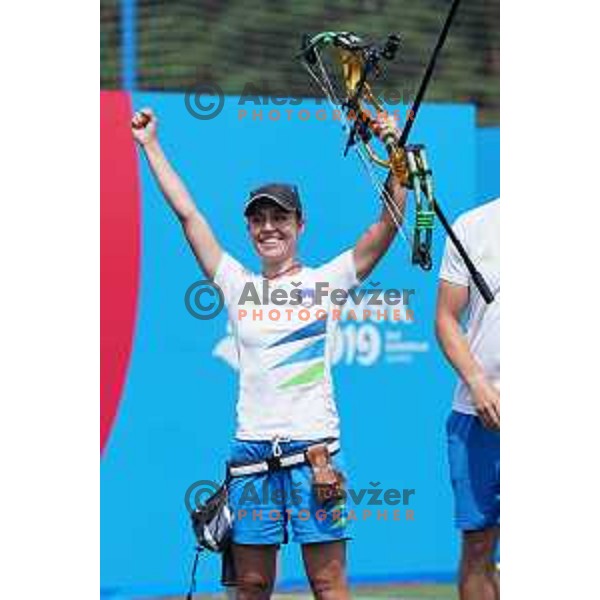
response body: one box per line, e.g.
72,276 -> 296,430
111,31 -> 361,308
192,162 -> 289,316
439,199 -> 500,415
214,250 -> 359,440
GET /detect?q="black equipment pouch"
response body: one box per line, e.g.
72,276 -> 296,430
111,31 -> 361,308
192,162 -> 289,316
187,476 -> 236,597
190,480 -> 233,553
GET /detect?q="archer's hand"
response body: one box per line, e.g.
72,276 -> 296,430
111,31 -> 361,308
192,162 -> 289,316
469,378 -> 500,431
131,108 -> 158,146
371,113 -> 400,145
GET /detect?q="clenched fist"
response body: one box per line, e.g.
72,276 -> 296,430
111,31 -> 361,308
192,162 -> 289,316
131,108 -> 157,145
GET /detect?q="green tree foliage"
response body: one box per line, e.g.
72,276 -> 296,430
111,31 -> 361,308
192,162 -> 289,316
100,0 -> 499,124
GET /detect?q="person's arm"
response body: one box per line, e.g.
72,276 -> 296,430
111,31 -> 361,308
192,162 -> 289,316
131,108 -> 223,279
353,117 -> 407,281
435,281 -> 500,430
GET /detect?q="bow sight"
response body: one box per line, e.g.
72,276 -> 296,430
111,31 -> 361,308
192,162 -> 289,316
382,33 -> 401,60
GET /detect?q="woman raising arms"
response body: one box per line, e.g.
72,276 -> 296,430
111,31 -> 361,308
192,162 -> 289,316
132,108 -> 405,600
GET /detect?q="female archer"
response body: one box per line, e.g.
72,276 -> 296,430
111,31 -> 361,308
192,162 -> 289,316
131,107 -> 405,600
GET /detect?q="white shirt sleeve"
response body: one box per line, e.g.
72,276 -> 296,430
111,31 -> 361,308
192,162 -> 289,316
317,249 -> 359,291
439,218 -> 470,287
214,253 -> 248,307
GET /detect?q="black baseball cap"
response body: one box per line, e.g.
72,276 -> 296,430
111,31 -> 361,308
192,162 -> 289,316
244,183 -> 303,219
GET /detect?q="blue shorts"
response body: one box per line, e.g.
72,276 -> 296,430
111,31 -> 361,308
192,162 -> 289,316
447,411 -> 500,531
228,439 -> 350,545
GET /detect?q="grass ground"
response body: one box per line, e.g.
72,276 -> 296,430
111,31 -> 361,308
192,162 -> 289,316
153,584 -> 457,599
273,585 -> 457,599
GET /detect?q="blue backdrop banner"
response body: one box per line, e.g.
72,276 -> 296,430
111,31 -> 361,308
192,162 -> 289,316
101,93 -> 486,596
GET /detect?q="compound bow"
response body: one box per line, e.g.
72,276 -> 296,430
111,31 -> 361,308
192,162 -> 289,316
298,0 -> 494,303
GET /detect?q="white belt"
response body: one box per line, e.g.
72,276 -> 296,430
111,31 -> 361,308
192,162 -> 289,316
228,440 -> 340,478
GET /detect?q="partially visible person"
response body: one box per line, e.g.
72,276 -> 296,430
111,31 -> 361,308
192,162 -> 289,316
435,198 -> 500,600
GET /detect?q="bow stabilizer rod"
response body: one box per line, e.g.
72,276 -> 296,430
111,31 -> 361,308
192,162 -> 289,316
432,204 -> 495,303
397,0 -> 495,303
399,0 -> 462,147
